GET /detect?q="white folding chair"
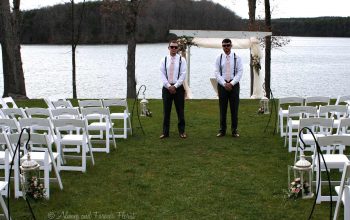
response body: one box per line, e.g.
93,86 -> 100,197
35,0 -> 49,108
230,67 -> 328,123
0,133 -> 12,197
295,118 -> 334,163
51,100 -> 74,109
337,118 -> 350,136
277,97 -> 304,137
0,181 -> 11,220
8,133 -> 63,199
334,162 -> 350,220
1,108 -> 27,120
1,97 -> 18,109
0,119 -> 21,134
81,107 -> 117,153
305,96 -> 331,106
102,99 -> 132,139
335,95 -> 350,105
313,135 -> 350,204
319,105 -> 348,128
25,107 -> 53,119
52,119 -> 94,172
285,106 -> 318,152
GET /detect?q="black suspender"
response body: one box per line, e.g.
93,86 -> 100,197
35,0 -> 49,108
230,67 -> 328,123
165,56 -> 182,80
219,53 -> 237,77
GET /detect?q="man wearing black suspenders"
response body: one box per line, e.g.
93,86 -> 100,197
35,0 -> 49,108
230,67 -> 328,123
215,38 -> 243,137
159,40 -> 187,139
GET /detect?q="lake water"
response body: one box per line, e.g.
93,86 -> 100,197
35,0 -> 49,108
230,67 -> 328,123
0,37 -> 349,99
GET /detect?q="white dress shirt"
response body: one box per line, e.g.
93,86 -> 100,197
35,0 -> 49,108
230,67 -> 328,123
214,52 -> 243,87
160,54 -> 187,89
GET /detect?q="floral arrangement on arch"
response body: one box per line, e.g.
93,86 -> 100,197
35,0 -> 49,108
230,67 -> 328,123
176,36 -> 196,53
252,55 -> 261,72
22,175 -> 46,200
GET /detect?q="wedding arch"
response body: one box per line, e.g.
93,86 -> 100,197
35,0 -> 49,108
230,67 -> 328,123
170,30 -> 272,99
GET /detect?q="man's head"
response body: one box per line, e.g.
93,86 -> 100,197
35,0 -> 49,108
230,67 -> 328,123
222,38 -> 232,55
168,40 -> 179,56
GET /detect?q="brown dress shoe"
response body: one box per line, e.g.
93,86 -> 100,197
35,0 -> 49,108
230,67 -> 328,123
180,133 -> 187,139
159,134 -> 169,139
216,132 -> 225,137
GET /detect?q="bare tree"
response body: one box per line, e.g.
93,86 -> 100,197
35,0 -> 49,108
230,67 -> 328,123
71,0 -> 86,99
101,0 -> 145,99
264,0 -> 271,99
0,0 -> 27,99
248,0 -> 257,96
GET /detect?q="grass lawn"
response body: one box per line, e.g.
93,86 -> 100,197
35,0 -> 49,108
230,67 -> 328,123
7,99 -> 336,219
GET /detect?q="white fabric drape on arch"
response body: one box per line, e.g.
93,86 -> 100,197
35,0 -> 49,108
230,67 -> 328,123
192,37 -> 264,99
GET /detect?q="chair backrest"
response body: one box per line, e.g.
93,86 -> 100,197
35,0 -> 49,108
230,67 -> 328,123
19,118 -> 55,136
0,118 -> 21,133
319,105 -> 348,118
78,100 -> 103,108
299,118 -> 333,135
81,107 -> 110,118
51,100 -> 74,109
337,118 -> 350,135
333,162 -> 350,220
335,95 -> 350,105
1,97 -> 18,108
279,97 -> 304,106
25,107 -> 52,118
8,133 -> 49,146
317,135 -> 350,147
52,118 -> 86,131
305,96 -> 330,106
1,108 -> 27,120
288,106 -> 318,118
103,99 -> 128,108
51,108 -> 80,119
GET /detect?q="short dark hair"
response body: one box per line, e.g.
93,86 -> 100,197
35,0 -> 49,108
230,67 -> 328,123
168,40 -> 178,46
222,38 -> 231,44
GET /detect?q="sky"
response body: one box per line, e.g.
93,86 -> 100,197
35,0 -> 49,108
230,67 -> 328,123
19,0 -> 350,19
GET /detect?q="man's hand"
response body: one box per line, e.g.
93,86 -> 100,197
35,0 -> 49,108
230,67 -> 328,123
224,82 -> 233,91
168,85 -> 176,94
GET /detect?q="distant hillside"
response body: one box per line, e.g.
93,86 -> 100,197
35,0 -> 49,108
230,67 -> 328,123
20,0 -> 245,44
272,17 -> 350,37
20,1 -> 350,44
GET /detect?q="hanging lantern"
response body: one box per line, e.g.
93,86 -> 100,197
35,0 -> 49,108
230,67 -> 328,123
259,97 -> 270,114
140,96 -> 149,117
288,154 -> 314,199
20,153 -> 43,199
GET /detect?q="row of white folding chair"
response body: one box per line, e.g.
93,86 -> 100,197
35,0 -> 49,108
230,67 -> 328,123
78,99 -> 132,139
1,107 -> 117,154
0,117 -> 95,173
284,105 -> 349,152
0,131 -> 63,199
45,98 -> 132,139
278,96 -> 331,137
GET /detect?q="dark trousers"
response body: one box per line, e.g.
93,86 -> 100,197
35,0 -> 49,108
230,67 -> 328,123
162,85 -> 185,135
217,83 -> 240,134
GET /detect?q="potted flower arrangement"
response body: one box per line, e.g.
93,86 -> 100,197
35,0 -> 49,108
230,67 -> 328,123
22,175 -> 46,200
288,177 -> 311,199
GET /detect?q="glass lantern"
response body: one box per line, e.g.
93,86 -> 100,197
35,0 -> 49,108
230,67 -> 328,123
140,97 -> 149,117
20,153 -> 41,199
288,155 -> 314,199
260,97 -> 270,114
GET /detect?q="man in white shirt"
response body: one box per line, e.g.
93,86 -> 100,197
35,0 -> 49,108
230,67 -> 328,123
159,40 -> 187,139
214,38 -> 243,137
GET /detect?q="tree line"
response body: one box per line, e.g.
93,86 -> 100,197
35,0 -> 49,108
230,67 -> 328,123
20,1 -> 350,45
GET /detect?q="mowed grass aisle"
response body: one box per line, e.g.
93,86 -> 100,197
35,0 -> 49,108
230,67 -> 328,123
10,99 -> 332,219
